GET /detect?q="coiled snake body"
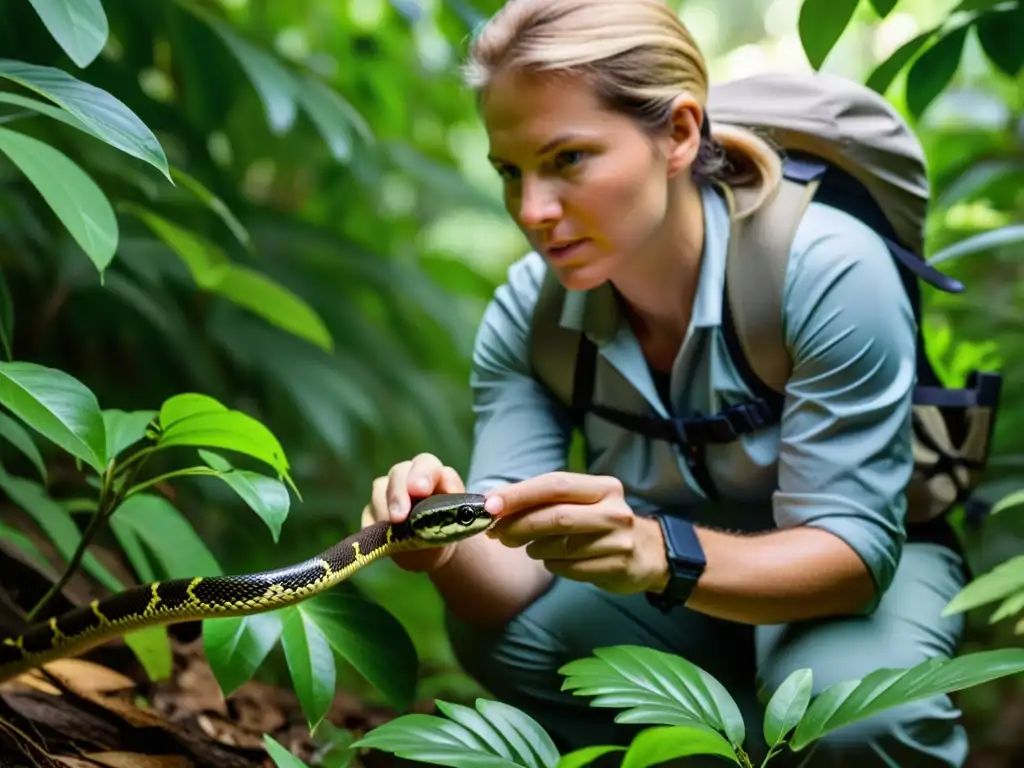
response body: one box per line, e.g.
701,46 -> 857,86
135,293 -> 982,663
0,493 -> 490,683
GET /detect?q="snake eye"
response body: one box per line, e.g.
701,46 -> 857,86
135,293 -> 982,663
456,504 -> 477,526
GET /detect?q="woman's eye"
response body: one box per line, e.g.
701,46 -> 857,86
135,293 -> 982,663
555,150 -> 585,169
496,164 -> 520,181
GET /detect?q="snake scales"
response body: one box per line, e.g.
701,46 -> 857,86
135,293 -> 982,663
0,493 -> 490,684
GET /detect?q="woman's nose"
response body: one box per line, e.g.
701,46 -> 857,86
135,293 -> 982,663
515,178 -> 561,229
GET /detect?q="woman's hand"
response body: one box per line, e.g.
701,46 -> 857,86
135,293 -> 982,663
484,471 -> 668,595
361,452 -> 466,572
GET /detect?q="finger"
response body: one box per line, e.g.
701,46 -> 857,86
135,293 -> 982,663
385,461 -> 413,522
437,465 -> 466,494
371,475 -> 391,522
491,502 -> 624,548
485,472 -> 622,518
360,504 -> 375,529
524,531 -> 608,561
544,554 -> 630,584
406,452 -> 447,499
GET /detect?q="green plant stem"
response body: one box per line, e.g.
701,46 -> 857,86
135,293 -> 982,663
760,744 -> 782,767
123,466 -> 218,498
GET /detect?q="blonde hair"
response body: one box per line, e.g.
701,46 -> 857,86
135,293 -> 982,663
462,0 -> 781,217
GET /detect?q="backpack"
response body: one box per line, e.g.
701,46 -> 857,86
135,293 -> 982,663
528,71 -> 1002,529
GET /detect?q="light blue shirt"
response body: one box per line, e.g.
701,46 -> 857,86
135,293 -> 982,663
465,183 -> 917,611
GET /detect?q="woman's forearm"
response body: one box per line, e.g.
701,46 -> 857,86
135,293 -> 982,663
429,534 -> 553,627
671,525 -> 877,625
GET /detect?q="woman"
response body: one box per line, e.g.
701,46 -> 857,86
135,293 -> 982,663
360,0 -> 968,764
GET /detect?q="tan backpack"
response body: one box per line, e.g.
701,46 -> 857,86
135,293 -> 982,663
529,71 -> 1002,527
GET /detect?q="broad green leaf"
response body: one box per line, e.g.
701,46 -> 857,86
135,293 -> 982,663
0,411 -> 47,482
352,710 -> 540,768
0,469 -> 123,591
556,746 -> 626,768
301,590 -> 419,713
108,493 -> 222,578
124,625 -> 173,682
27,0 -> 109,68
200,12 -> 298,134
473,699 -> 561,768
264,735 -> 310,768
434,701 -> 521,763
0,361 -> 106,472
109,523 -> 156,583
990,590 -> 1024,624
199,450 -> 290,543
295,74 -> 374,161
216,265 -> 334,352
975,6 -> 1024,77
868,0 -> 898,17
866,29 -> 935,94
0,268 -> 11,359
102,409 -> 156,461
121,204 -> 228,288
797,0 -> 860,70
169,166 -> 252,253
621,725 -> 740,768
0,92 -> 89,133
0,59 -> 170,179
992,489 -> 1024,515
763,669 -> 814,747
942,555 -> 1024,616
789,649 -> 1024,750
559,645 -> 745,747
927,224 -> 1024,266
0,520 -> 57,578
204,612 -> 284,696
281,605 -> 336,733
158,392 -> 227,429
0,126 -> 117,275
905,25 -> 969,119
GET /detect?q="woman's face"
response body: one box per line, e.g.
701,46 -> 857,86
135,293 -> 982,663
481,69 -> 695,291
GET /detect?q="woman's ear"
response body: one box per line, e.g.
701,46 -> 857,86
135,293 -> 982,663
664,93 -> 703,178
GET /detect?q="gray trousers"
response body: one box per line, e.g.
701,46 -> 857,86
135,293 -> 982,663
446,542 -> 969,767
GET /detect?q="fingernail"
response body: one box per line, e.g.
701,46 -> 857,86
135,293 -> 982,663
389,502 -> 401,521
484,496 -> 503,516
414,478 -> 429,492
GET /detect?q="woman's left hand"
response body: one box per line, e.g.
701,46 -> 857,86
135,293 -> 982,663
483,471 -> 669,595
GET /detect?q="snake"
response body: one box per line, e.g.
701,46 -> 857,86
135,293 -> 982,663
0,493 -> 491,684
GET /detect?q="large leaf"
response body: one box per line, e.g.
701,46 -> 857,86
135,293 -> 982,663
789,649 -> 1024,750
0,520 -> 56,578
620,725 -> 740,768
26,0 -> 109,68
295,74 -> 374,162
555,746 -> 626,768
941,555 -> 1024,616
865,29 -> 935,94
102,409 -> 156,461
352,699 -> 557,768
992,489 -> 1024,516
797,0 -> 860,70
264,735 -> 310,768
0,361 -> 106,472
0,411 -> 47,482
121,204 -> 228,288
199,450 -> 290,543
927,224 -> 1024,266
763,669 -> 814,748
975,5 -> 1024,77
123,625 -> 173,683
0,469 -> 123,592
905,25 -> 969,119
280,605 -> 337,733
0,60 -> 170,179
0,126 -> 117,275
204,612 -> 285,696
169,166 -> 252,253
558,645 -> 745,748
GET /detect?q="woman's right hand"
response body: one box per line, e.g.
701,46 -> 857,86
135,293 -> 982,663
361,452 -> 466,572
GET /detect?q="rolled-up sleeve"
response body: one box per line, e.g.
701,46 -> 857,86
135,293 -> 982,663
774,203 -> 917,611
465,254 -> 572,493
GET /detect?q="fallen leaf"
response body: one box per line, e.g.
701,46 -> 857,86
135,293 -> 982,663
81,752 -> 195,768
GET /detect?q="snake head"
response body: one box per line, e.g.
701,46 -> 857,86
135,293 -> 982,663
408,493 -> 492,543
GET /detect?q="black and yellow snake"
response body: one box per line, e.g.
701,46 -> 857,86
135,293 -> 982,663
0,493 -> 490,683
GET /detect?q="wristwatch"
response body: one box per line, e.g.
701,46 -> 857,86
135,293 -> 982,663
645,514 -> 706,613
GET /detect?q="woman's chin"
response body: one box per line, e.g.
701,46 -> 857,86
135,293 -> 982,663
548,259 -> 612,292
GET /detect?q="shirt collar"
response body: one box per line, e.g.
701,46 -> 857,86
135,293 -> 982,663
557,183 -> 731,343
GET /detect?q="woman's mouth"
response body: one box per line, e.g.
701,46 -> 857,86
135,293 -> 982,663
546,239 -> 588,261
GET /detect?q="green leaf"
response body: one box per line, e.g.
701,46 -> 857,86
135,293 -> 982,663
989,590 -> 1024,624
155,394 -> 293,488
264,734 -> 311,768
927,224 -> 1024,266
107,493 -> 223,578
620,724 -> 740,768
0,59 -> 170,180
0,91 -> 93,134
198,450 -> 290,543
868,0 -> 898,17
281,605 -> 336,734
0,520 -> 57,578
789,649 -> 1024,750
123,625 -> 173,682
0,126 -> 117,275
204,612 -> 284,696
351,708 -> 543,768
0,469 -> 123,592
0,361 -> 106,472
556,746 -> 626,768
110,522 -> 156,583
975,5 -> 1024,77
865,29 -> 935,94
0,268 -> 12,360
992,489 -> 1024,516
169,166 -> 253,253
798,0 -> 860,70
942,555 -> 1024,616
471,700 -> 560,768
301,590 -> 419,713
763,668 -> 814,748
121,204 -> 228,288
26,0 -> 109,68
559,645 -> 745,747
102,408 -> 156,461
905,25 -> 969,119
0,411 -> 47,482
295,74 -> 374,162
